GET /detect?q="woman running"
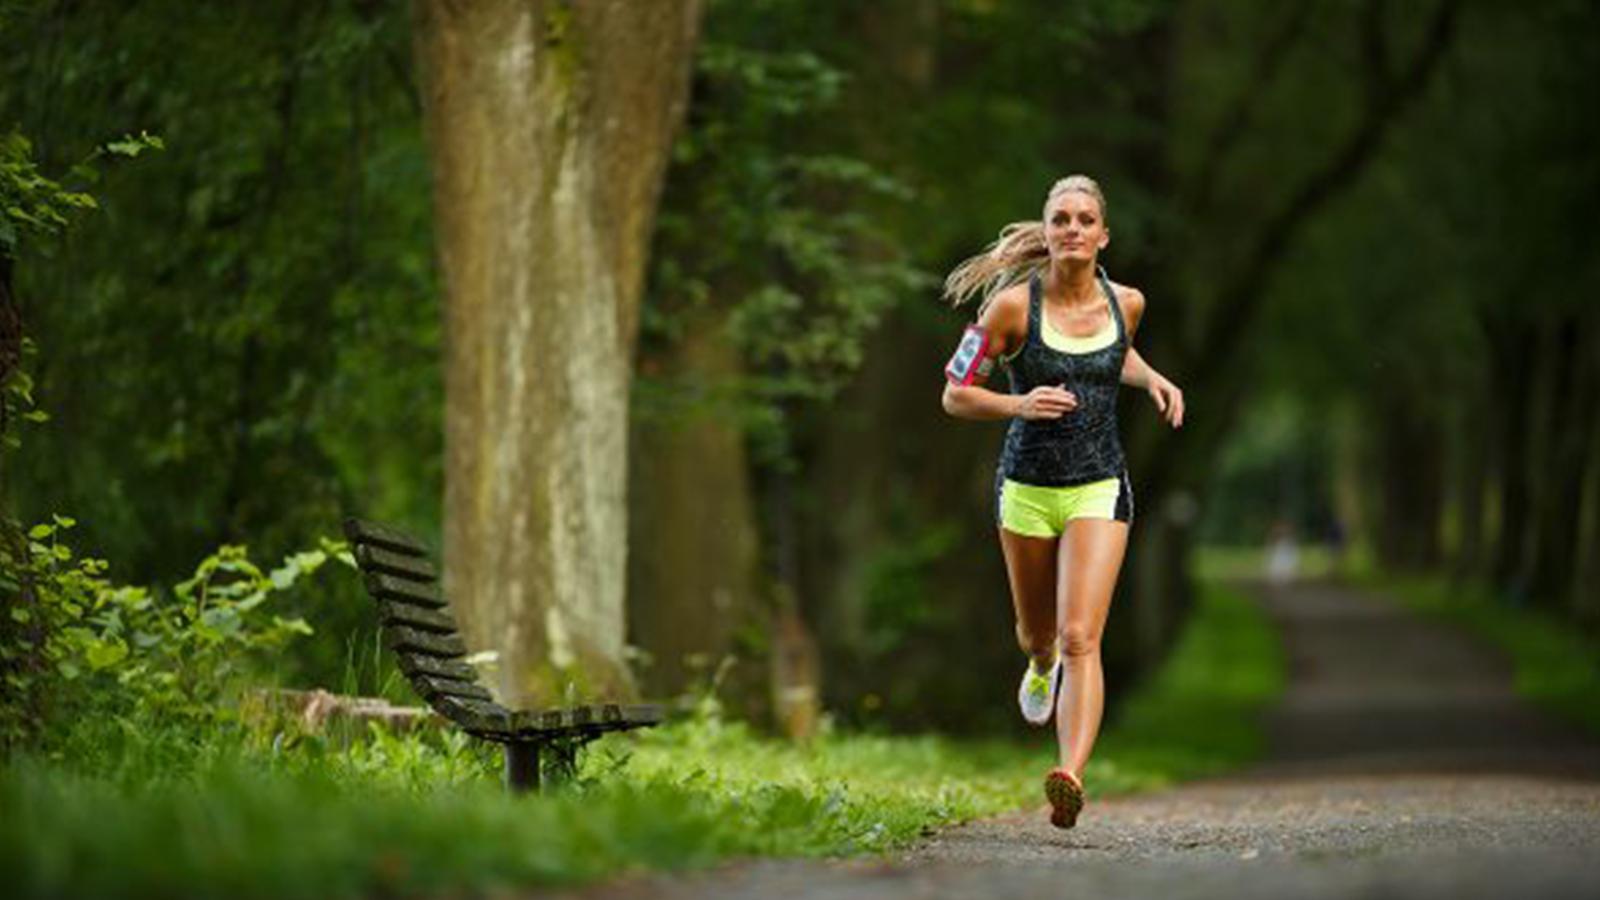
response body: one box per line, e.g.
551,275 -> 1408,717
940,175 -> 1185,829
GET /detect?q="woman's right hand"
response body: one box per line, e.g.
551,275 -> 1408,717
1016,385 -> 1077,419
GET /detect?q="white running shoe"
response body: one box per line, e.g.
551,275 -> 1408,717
1018,655 -> 1062,725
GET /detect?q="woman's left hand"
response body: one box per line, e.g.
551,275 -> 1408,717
1147,375 -> 1185,429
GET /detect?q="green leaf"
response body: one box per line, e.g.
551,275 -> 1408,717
27,524 -> 52,540
85,638 -> 129,670
8,606 -> 29,624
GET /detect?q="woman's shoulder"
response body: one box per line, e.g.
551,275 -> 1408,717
1107,278 -> 1146,317
977,280 -> 1031,327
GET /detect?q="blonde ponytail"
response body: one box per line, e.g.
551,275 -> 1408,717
942,174 -> 1109,315
942,221 -> 1050,314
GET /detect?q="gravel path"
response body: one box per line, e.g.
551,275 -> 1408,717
568,579 -> 1600,899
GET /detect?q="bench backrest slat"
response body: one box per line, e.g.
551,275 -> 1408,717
364,572 -> 447,609
411,674 -> 496,704
343,519 -> 430,556
394,652 -> 481,683
355,544 -> 438,583
376,600 -> 458,635
385,624 -> 468,659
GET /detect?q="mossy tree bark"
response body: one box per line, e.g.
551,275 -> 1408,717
415,0 -> 701,707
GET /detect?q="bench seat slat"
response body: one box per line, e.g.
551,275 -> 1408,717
410,674 -> 495,704
433,695 -> 513,739
377,600 -> 458,635
511,703 -> 665,738
365,573 -> 447,608
395,652 -> 481,683
385,624 -> 467,659
354,544 -> 438,583
342,518 -> 430,557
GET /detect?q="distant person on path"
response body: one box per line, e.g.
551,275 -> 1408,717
940,175 -> 1185,828
1266,519 -> 1301,587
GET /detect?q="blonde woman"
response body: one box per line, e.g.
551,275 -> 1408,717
940,175 -> 1185,828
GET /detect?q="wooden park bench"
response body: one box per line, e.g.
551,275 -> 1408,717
342,517 -> 664,791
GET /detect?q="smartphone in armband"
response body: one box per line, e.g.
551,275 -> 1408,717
945,324 -> 995,385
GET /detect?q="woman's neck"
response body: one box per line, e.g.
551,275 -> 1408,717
1044,258 -> 1099,308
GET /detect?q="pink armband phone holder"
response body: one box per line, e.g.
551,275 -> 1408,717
945,324 -> 994,385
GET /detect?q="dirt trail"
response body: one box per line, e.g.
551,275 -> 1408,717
570,579 -> 1600,899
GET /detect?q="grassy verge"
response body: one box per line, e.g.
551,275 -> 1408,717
1353,571 -> 1600,740
1,578 -> 1282,898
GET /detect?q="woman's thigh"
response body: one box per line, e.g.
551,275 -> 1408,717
999,525 -> 1060,637
1057,518 -> 1130,650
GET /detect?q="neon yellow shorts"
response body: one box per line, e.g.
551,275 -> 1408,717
998,474 -> 1133,537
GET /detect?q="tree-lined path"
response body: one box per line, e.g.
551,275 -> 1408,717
570,579 -> 1600,899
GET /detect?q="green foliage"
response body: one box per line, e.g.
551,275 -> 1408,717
0,127 -> 160,459
0,1 -> 438,586
641,26 -> 931,467
0,127 -> 162,256
0,131 -> 94,255
1,336 -> 42,451
0,516 -> 347,747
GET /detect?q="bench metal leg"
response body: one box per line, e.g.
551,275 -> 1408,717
505,741 -> 540,793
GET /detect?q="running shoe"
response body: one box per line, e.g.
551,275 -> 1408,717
1017,655 -> 1062,725
1044,767 -> 1085,829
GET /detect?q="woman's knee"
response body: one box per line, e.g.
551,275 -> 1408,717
1058,625 -> 1100,658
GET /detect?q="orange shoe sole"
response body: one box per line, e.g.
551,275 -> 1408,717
1044,768 -> 1084,829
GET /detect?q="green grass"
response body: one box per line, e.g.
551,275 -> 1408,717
1354,571 -> 1600,740
0,578 -> 1283,898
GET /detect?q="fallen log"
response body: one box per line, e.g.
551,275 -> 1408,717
242,687 -> 444,736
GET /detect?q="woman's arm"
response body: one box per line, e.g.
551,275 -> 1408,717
941,284 -> 1077,421
1115,284 -> 1185,429
1121,346 -> 1155,389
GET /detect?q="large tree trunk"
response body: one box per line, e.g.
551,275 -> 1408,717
1573,364 -> 1600,630
1530,313 -> 1598,613
415,0 -> 701,707
1449,401 -> 1490,587
1484,310 -> 1539,595
1373,395 -> 1445,570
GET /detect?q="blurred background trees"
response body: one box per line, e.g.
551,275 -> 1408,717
2,0 -> 1595,735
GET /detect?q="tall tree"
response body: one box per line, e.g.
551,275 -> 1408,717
414,1 -> 702,706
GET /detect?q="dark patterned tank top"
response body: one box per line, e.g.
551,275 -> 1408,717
996,266 -> 1128,487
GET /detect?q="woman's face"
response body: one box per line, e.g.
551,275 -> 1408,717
1044,190 -> 1108,265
